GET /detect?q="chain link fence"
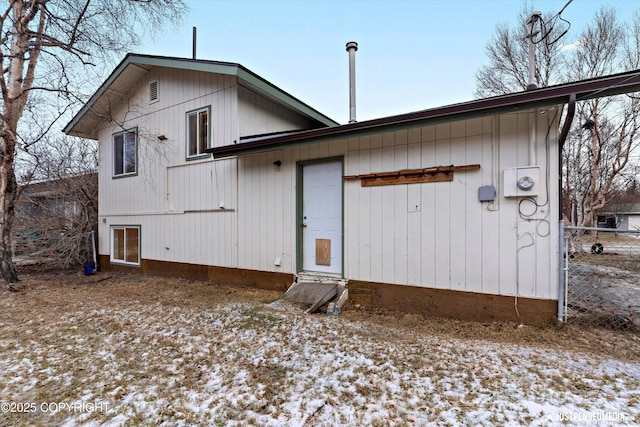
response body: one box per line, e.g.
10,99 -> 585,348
562,226 -> 640,331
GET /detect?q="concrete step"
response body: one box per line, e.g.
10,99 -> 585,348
281,274 -> 349,313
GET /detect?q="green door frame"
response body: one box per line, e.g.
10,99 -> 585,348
295,156 -> 345,276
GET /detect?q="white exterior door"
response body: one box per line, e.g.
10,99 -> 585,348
301,160 -> 343,274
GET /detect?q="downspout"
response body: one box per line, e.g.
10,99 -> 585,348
558,94 -> 576,217
557,93 -> 576,322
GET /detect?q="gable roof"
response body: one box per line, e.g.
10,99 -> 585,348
63,54 -> 339,139
208,68 -> 640,158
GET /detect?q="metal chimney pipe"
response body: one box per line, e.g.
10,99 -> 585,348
346,41 -> 358,123
192,27 -> 197,59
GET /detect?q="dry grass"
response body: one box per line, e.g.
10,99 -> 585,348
1,269 -> 638,426
9,269 -> 640,362
574,252 -> 640,274
340,303 -> 640,362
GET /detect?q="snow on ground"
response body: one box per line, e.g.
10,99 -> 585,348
0,274 -> 638,426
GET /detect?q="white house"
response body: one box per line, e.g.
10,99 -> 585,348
598,203 -> 640,231
64,53 -> 640,326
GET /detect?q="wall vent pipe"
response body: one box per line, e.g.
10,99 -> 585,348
346,41 -> 358,123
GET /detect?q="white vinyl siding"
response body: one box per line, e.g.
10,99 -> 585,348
96,68 -> 242,268
95,62 -> 559,303
238,85 -> 318,137
97,66 -> 333,271
236,112 -> 560,300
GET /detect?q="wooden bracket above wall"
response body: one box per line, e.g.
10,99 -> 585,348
343,164 -> 480,187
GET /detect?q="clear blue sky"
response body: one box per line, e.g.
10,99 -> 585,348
141,0 -> 638,124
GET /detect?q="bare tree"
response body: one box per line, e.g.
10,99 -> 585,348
14,136 -> 98,269
475,4 -> 568,97
0,0 -> 186,282
563,9 -> 640,226
476,5 -> 640,228
564,97 -> 640,226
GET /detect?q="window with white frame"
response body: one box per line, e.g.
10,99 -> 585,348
111,225 -> 140,265
113,128 -> 137,177
186,107 -> 210,158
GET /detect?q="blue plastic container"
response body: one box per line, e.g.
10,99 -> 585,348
84,262 -> 96,275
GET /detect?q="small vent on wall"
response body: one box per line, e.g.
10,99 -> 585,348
149,80 -> 158,103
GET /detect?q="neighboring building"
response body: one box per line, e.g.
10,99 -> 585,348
14,173 -> 98,263
597,204 -> 640,231
64,53 -> 640,325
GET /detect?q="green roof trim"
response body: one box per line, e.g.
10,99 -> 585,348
63,53 -> 338,137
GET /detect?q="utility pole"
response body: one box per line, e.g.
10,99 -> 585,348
526,12 -> 542,90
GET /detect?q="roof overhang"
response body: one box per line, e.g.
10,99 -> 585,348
208,69 -> 640,158
63,54 -> 339,139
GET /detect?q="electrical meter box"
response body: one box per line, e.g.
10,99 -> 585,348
503,166 -> 540,197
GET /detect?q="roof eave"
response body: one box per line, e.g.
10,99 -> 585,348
63,53 -> 140,137
208,69 -> 640,158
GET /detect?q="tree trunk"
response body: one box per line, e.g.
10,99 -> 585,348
0,141 -> 18,283
0,1 -> 37,283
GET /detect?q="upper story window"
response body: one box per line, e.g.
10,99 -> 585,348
113,128 -> 137,178
186,106 -> 210,159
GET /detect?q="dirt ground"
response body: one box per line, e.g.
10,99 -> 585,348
1,269 -> 639,425
565,232 -> 640,329
5,269 -> 640,360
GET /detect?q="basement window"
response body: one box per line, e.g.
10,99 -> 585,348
186,106 -> 210,159
149,80 -> 158,103
111,225 -> 140,266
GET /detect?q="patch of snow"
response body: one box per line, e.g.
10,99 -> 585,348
2,295 -> 639,426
